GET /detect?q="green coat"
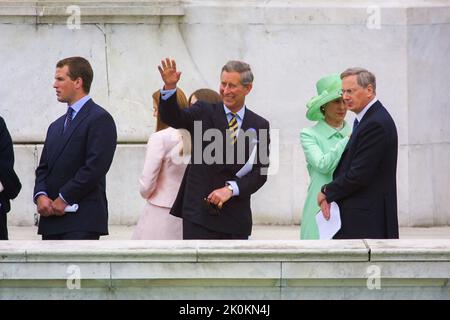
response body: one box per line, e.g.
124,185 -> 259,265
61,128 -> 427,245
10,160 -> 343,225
300,119 -> 350,239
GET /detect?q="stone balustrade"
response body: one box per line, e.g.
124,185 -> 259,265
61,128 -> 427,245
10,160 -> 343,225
1,0 -> 449,227
0,239 -> 449,299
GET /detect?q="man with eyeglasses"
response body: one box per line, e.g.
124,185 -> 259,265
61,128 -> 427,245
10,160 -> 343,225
317,67 -> 399,239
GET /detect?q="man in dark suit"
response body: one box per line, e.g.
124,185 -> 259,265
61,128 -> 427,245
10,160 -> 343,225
0,117 -> 21,240
158,58 -> 270,239
34,57 -> 117,240
317,67 -> 398,239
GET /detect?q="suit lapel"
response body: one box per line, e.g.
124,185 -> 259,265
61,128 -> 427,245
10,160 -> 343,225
47,99 -> 93,169
238,107 -> 252,156
337,100 -> 382,176
212,104 -> 255,172
212,104 -> 231,170
342,101 -> 381,153
211,103 -> 229,133
234,108 -> 254,171
239,108 -> 252,133
358,100 -> 380,127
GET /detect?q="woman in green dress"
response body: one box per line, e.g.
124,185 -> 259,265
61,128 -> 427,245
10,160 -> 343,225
300,74 -> 350,239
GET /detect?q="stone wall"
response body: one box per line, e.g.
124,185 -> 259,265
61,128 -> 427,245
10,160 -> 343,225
0,0 -> 449,226
0,239 -> 449,299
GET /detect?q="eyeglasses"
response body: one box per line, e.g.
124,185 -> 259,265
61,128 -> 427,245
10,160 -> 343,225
342,87 -> 360,96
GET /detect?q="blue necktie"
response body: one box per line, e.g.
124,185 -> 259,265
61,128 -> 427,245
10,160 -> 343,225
64,107 -> 74,133
352,118 -> 359,134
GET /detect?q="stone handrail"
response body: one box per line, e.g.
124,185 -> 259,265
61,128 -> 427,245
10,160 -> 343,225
1,239 -> 449,299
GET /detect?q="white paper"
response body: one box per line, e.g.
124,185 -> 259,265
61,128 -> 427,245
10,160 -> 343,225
65,204 -> 79,213
315,201 -> 341,240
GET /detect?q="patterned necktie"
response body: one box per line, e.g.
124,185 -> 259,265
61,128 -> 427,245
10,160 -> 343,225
64,107 -> 74,133
352,118 -> 359,134
228,112 -> 238,145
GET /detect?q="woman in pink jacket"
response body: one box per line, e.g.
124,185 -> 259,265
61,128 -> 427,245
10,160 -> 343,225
132,89 -> 190,240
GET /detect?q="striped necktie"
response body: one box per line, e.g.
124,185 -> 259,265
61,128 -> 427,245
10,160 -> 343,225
228,112 -> 238,145
64,107 -> 74,133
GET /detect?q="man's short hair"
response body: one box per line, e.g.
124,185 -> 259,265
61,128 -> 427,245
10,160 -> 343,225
221,60 -> 254,86
56,57 -> 94,93
341,67 -> 376,93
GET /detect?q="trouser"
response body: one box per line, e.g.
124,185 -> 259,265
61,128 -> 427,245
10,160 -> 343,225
0,211 -> 8,240
42,231 -> 100,240
183,219 -> 248,240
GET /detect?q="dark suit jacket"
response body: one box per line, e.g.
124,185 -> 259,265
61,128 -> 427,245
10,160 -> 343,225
34,99 -> 117,236
325,100 -> 399,239
159,92 -> 270,236
0,117 -> 21,214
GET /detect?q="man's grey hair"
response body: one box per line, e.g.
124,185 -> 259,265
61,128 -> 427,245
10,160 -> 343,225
221,60 -> 254,85
341,67 -> 376,93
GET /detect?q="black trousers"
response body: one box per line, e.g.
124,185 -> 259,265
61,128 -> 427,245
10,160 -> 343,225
42,231 -> 100,240
183,219 -> 248,240
0,211 -> 8,240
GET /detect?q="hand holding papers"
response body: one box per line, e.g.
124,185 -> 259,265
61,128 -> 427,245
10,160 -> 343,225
315,201 -> 341,240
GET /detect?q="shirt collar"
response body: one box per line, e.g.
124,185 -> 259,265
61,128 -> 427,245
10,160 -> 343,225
356,96 -> 377,122
317,119 -> 351,139
223,104 -> 246,120
69,95 -> 91,113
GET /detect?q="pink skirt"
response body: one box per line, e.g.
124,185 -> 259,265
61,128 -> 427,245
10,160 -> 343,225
132,202 -> 182,240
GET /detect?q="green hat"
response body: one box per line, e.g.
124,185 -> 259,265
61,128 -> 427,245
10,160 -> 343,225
306,74 -> 342,121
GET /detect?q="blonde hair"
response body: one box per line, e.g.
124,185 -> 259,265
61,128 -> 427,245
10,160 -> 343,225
152,89 -> 188,132
151,88 -> 190,156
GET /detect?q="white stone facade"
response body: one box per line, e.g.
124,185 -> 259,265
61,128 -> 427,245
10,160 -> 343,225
0,0 -> 449,227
